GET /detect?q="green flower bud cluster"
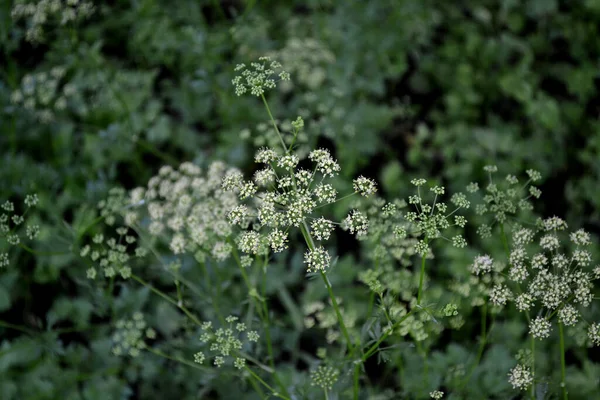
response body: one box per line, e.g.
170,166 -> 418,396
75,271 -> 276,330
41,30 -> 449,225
111,312 -> 155,357
193,316 -> 259,369
81,226 -> 148,280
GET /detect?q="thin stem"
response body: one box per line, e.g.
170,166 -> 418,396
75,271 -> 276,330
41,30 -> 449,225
260,258 -> 289,398
415,340 -> 428,390
416,242 -> 428,306
260,94 -> 287,152
300,221 -> 354,354
531,336 -> 536,400
559,322 -> 568,400
362,309 -> 414,361
321,271 -> 353,352
17,243 -> 70,257
247,374 -> 267,400
500,223 -> 510,258
314,192 -> 356,210
353,363 -> 360,400
0,320 -> 36,335
146,347 -> 209,371
198,261 -> 224,321
244,366 -> 291,400
229,246 -> 289,398
131,274 -> 202,327
367,258 -> 380,318
229,237 -> 254,293
462,301 -> 488,387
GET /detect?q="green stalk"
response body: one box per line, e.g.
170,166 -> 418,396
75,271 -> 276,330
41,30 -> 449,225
531,337 -> 536,400
244,366 -> 291,400
361,310 -> 414,361
146,347 -> 209,371
260,93 -> 287,151
260,257 -> 290,398
366,258 -> 380,318
353,363 -> 360,400
300,221 -> 353,353
499,223 -> 510,258
131,273 -> 202,327
462,301 -> 488,387
415,339 -> 429,390
229,246 -> 289,398
0,320 -> 36,335
416,240 -> 428,306
559,322 -> 568,400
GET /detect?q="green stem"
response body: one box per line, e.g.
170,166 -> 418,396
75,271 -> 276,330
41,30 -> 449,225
260,93 -> 287,152
146,347 -> 209,371
416,242 -> 428,306
198,261 -> 224,323
131,274 -> 202,327
244,366 -> 291,400
229,238 -> 254,293
531,336 -> 536,400
462,301 -> 488,387
415,339 -> 429,390
247,373 -> 267,400
313,192 -> 357,210
229,246 -> 289,398
321,270 -> 353,350
559,322 -> 568,400
362,309 -> 414,361
17,243 -> 70,257
353,363 -> 360,400
260,259 -> 289,398
300,221 -> 354,354
0,320 -> 36,335
499,223 -> 510,258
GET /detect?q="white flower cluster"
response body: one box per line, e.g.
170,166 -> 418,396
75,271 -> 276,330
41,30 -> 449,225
430,390 -> 444,399
81,226 -> 148,280
222,145 -> 377,273
232,56 -> 290,96
484,217 -> 600,341
10,67 -> 76,122
302,299 -> 357,344
405,179 -> 469,255
111,312 -> 155,358
1,194 -> 41,268
194,316 -> 259,369
128,162 -> 241,262
470,166 -> 542,236
508,364 -> 533,390
304,246 -> 331,273
11,0 -> 95,43
310,365 -> 340,391
271,37 -> 335,91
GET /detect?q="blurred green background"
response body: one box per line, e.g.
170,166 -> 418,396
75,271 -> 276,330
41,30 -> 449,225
1,0 -> 600,399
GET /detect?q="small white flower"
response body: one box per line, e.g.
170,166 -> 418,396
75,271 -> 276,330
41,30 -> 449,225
470,255 -> 493,275
304,246 -> 330,273
508,364 -> 533,390
311,217 -> 335,241
529,316 -> 551,339
268,228 -> 288,253
353,176 -> 377,197
343,210 -> 368,237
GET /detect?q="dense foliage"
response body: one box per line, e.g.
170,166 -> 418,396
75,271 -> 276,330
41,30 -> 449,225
1,1 -> 600,399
